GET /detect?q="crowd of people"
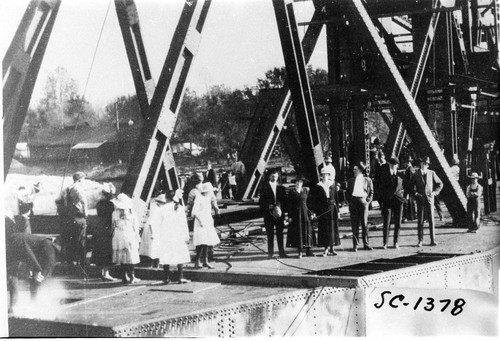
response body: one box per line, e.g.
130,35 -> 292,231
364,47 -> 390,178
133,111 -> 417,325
5,149 -> 486,312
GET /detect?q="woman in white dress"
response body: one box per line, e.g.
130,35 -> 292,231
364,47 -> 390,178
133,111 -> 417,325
139,194 -> 165,267
158,189 -> 191,284
111,193 -> 141,284
192,183 -> 220,269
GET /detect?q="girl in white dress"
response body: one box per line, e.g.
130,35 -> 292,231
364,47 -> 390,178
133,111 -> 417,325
192,183 -> 220,269
158,189 -> 191,284
111,193 -> 141,284
139,194 -> 165,267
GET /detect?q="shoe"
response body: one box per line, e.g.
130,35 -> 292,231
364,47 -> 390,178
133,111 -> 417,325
194,261 -> 202,269
203,263 -> 214,269
101,274 -> 118,282
353,247 -> 358,252
329,251 -> 338,256
298,252 -> 303,259
129,277 -> 141,284
267,254 -> 273,259
394,243 -> 399,249
430,241 -> 438,246
163,279 -> 171,285
178,278 -> 191,284
305,251 -> 316,257
383,244 -> 388,249
363,246 -> 373,251
417,242 -> 423,247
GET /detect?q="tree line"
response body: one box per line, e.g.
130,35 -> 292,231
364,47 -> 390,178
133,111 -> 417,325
23,65 -> 389,159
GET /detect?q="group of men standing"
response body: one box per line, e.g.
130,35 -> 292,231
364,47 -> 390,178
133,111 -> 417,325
258,153 -> 445,258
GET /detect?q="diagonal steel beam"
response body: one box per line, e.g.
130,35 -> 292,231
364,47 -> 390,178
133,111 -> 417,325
121,0 -> 211,224
3,0 -> 61,179
385,0 -> 445,158
115,0 -> 180,194
239,5 -> 326,199
273,0 -> 323,185
345,0 -> 467,224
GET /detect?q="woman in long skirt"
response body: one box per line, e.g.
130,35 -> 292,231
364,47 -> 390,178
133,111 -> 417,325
286,176 -> 316,258
310,169 -> 340,256
91,183 -> 117,281
139,194 -> 165,267
192,183 -> 220,269
158,189 -> 191,284
111,193 -> 141,284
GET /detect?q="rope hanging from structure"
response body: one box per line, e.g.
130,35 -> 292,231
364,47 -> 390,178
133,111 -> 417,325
60,0 -> 112,192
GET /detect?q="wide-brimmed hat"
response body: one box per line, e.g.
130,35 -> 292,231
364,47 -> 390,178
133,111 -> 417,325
201,182 -> 214,193
154,194 -> 167,203
468,172 -> 480,179
293,175 -> 310,185
111,193 -> 133,209
320,168 -> 332,175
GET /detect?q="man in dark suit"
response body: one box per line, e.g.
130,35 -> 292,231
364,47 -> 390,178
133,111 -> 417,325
259,168 -> 288,258
409,156 -> 443,247
346,162 -> 374,251
379,157 -> 406,249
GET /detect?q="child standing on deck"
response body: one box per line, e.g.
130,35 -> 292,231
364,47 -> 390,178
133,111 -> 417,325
111,193 -> 141,283
192,183 -> 220,269
466,172 -> 483,233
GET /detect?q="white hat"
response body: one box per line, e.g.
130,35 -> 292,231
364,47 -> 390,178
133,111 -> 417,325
468,172 -> 480,179
201,183 -> 214,193
111,193 -> 133,209
154,194 -> 167,203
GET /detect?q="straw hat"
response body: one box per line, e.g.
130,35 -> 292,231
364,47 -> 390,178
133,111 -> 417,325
468,172 -> 480,179
111,193 -> 133,209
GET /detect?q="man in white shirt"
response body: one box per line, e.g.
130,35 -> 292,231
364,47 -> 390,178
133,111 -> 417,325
346,162 -> 373,251
322,156 -> 336,184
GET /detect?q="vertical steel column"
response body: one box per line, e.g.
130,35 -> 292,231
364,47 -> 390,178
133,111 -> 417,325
121,0 -> 211,224
3,0 -> 61,179
385,0 -> 444,158
326,6 -> 342,177
345,0 -> 467,224
239,7 -> 325,199
464,86 -> 478,173
273,0 -> 323,184
115,0 -> 179,192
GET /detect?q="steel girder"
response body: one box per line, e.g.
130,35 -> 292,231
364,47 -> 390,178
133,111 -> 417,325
385,0 -> 445,159
273,0 -> 323,185
239,6 -> 326,199
115,0 -> 180,193
2,0 -> 61,179
120,0 -> 211,223
344,0 -> 468,223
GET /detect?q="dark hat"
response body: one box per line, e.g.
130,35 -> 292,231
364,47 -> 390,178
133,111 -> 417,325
388,157 -> 400,165
293,175 -> 309,186
420,156 -> 431,165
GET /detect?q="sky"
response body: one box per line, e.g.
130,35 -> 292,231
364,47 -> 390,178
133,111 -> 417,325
1,0 -> 328,108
